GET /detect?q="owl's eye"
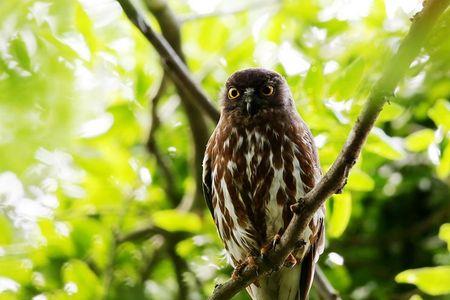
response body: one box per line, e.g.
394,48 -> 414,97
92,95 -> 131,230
261,85 -> 274,96
228,87 -> 240,99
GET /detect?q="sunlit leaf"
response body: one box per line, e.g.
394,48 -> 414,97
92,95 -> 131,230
405,129 -> 435,152
439,223 -> 450,251
437,143 -> 450,179
346,169 -> 375,191
153,210 -> 201,233
0,214 -> 13,245
428,99 -> 450,130
39,220 -> 75,258
0,260 -> 32,284
377,103 -> 404,123
395,266 -> 450,296
328,192 -> 352,238
366,128 -> 405,160
329,58 -> 366,100
304,64 -> 324,101
62,260 -> 103,299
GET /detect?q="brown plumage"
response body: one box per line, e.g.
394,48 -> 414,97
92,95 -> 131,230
203,68 -> 325,300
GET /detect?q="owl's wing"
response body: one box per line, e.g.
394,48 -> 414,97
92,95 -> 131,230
292,117 -> 325,300
299,217 -> 325,300
202,142 -> 214,217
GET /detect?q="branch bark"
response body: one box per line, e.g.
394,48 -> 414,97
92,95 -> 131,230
209,0 -> 449,299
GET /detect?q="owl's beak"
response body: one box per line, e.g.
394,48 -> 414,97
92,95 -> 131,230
243,88 -> 258,116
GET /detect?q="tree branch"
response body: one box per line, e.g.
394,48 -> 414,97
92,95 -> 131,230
209,0 -> 449,299
146,73 -> 183,206
117,0 -> 220,122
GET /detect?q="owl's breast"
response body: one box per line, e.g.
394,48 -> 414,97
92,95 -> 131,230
210,123 -> 312,264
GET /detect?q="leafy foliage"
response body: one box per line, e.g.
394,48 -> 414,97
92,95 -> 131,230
0,0 -> 449,299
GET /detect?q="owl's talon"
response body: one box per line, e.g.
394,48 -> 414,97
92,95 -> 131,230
260,233 -> 282,257
272,233 -> 281,248
231,255 -> 258,280
283,253 -> 298,268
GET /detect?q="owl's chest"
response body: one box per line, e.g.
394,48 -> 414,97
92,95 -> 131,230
223,127 -> 305,203
212,127 -> 306,246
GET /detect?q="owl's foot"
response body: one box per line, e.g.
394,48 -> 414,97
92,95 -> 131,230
283,253 -> 298,268
231,255 -> 259,281
260,233 -> 281,257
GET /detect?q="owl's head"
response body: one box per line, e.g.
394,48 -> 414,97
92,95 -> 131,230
222,68 -> 293,116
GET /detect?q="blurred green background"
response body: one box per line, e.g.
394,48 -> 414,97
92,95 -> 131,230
0,0 -> 449,299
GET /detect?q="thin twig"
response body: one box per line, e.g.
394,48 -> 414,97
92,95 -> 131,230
117,224 -> 191,244
117,224 -> 201,299
104,190 -> 135,296
209,1 -> 450,299
117,0 -> 220,122
140,240 -> 165,282
146,73 -> 183,206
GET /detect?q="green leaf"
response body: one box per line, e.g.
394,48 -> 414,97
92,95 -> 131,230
39,220 -> 75,259
304,64 -> 324,101
377,103 -> 404,123
329,58 -> 365,100
438,223 -> 450,251
405,129 -> 435,152
75,3 -> 99,58
0,259 -> 32,284
152,210 -> 201,233
346,169 -> 375,191
9,35 -> 31,71
62,260 -> 103,299
0,214 -> 13,245
328,192 -> 352,238
437,143 -> 450,179
366,128 -> 405,160
428,99 -> 450,130
396,266 -> 450,296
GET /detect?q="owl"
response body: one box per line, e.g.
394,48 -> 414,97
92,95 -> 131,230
202,68 -> 325,300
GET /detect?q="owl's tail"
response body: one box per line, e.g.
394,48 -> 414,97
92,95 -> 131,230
298,246 -> 316,300
246,265 -> 302,300
245,257 -> 318,300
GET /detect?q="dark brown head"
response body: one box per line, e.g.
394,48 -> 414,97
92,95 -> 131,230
221,68 -> 293,117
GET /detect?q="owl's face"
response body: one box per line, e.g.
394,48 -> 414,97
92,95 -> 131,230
222,68 -> 292,116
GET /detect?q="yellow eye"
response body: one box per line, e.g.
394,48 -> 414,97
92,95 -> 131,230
261,85 -> 274,96
228,87 -> 240,99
